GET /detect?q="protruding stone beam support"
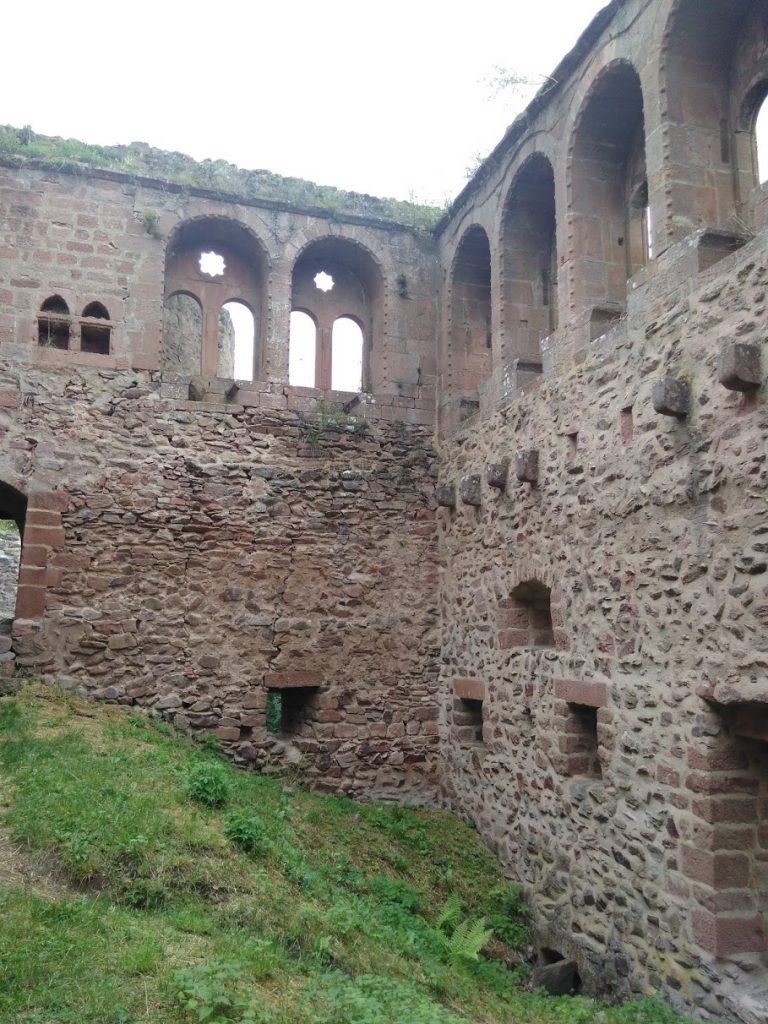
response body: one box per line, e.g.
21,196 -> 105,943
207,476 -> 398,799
453,677 -> 485,701
435,483 -> 456,509
264,672 -> 322,689
486,461 -> 508,490
652,377 -> 690,418
460,475 -> 481,507
516,449 -> 539,484
717,343 -> 761,392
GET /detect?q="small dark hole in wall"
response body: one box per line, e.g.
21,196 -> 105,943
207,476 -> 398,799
266,687 -> 317,735
621,406 -> 633,444
567,703 -> 602,779
540,948 -> 565,965
456,697 -> 484,744
567,432 -> 578,456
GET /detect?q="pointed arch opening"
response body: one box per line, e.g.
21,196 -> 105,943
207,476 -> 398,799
449,225 -> 492,406
501,155 -> 557,364
570,62 -> 646,327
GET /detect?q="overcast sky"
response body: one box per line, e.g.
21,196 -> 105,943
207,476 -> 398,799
3,1 -> 607,206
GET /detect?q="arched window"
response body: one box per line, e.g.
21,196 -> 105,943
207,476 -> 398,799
289,310 -> 317,387
164,218 -> 267,381
331,317 -> 363,392
448,225 -> 492,405
501,155 -> 557,364
570,62 -> 646,330
219,301 -> 255,380
753,90 -> 768,183
37,296 -> 70,349
163,292 -> 203,375
80,302 -> 111,355
290,237 -> 381,392
664,0 -> 768,236
0,482 -> 26,630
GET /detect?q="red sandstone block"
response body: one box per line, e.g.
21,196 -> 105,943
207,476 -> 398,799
692,911 -> 767,958
0,390 -> 20,408
657,765 -> 681,787
14,585 -> 45,620
496,608 -> 529,629
23,525 -> 65,549
498,629 -> 529,649
453,678 -> 485,701
28,490 -> 69,513
693,825 -> 757,853
686,773 -> 759,796
687,748 -> 749,772
554,679 -> 608,708
692,797 -> 757,824
264,671 -> 322,689
215,727 -> 241,741
682,846 -> 751,889
24,509 -> 63,528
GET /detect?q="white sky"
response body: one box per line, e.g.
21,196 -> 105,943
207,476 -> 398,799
2,0 -> 608,206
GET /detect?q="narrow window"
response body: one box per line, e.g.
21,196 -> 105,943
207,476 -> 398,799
564,704 -> 601,779
38,296 -> 70,349
621,406 -> 634,445
755,94 -> 768,184
289,310 -> 317,387
219,301 -> 255,381
0,482 -> 26,632
331,316 -> 363,392
454,697 -> 484,746
266,687 -> 316,735
498,580 -> 554,648
80,302 -> 111,355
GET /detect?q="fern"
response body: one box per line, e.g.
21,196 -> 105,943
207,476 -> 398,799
435,898 -> 493,967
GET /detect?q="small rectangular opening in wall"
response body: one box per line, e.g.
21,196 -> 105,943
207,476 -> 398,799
37,317 -> 69,350
455,697 -> 484,746
589,307 -> 623,342
621,406 -> 634,445
697,232 -> 749,273
567,432 -> 579,456
566,703 -> 601,778
266,687 -> 317,735
80,322 -> 111,355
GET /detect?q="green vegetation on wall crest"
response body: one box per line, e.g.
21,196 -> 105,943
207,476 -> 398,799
0,125 -> 443,233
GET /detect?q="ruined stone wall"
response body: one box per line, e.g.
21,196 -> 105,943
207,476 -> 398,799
0,365 -> 439,798
437,234 -> 768,1020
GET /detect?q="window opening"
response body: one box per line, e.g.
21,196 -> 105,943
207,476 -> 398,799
80,301 -> 111,355
504,580 -> 554,648
38,296 -> 70,349
756,94 -> 768,183
456,697 -> 484,746
621,406 -> 634,445
221,301 -> 255,381
314,271 -> 334,292
331,316 -> 363,392
0,482 -> 26,632
266,687 -> 316,735
289,310 -> 317,387
199,251 -> 225,277
566,704 -> 601,779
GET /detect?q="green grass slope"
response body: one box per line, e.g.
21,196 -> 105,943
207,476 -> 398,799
0,687 -> 691,1024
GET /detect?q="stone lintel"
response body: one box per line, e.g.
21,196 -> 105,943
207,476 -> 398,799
453,677 -> 485,701
554,678 -> 608,708
264,671 -> 322,690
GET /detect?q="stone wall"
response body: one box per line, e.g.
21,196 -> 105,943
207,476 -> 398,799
437,233 -> 768,1021
0,365 -> 440,799
0,526 -> 20,622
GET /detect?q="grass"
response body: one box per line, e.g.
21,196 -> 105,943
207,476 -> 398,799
0,519 -> 18,534
0,125 -> 443,233
0,686 -> 693,1024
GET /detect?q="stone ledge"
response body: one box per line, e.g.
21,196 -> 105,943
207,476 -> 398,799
554,679 -> 608,708
453,677 -> 485,701
264,671 -> 322,690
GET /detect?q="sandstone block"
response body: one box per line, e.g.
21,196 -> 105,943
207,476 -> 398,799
460,475 -> 482,507
717,342 -> 761,392
516,449 -> 539,484
435,483 -> 456,508
486,462 -> 508,489
652,377 -> 690,418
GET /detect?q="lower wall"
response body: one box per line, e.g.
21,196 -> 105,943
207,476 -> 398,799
0,369 -> 441,800
437,237 -> 768,1023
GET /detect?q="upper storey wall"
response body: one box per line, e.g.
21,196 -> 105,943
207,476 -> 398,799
437,0 -> 768,433
0,164 -> 438,424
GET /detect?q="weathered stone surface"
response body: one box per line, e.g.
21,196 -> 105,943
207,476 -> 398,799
515,450 -> 539,484
460,475 -> 482,507
652,377 -> 690,418
717,343 -> 761,392
435,483 -> 456,508
486,462 -> 508,489
532,960 -> 580,996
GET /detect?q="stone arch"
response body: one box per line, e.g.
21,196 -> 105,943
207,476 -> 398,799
447,224 -> 493,411
500,154 -> 557,364
0,482 -> 26,635
661,0 -> 768,236
163,217 -> 269,380
568,60 -> 647,332
290,236 -> 383,392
